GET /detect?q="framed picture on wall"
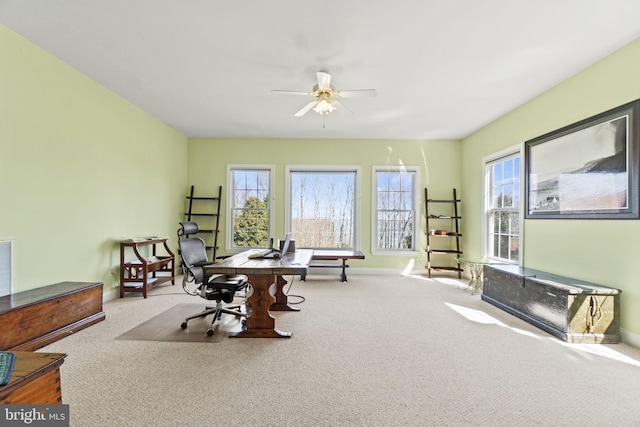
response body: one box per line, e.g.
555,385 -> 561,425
525,99 -> 640,219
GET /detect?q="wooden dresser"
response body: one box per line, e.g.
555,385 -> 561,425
0,352 -> 66,404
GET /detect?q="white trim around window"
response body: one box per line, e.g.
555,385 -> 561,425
371,165 -> 420,256
226,164 -> 275,253
285,165 -> 362,250
482,144 -> 523,264
0,239 -> 13,297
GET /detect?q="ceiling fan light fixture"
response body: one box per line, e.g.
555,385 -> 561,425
273,71 -> 376,117
313,95 -> 335,115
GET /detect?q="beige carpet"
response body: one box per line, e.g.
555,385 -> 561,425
41,274 -> 640,427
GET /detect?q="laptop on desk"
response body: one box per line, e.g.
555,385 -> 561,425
248,232 -> 292,259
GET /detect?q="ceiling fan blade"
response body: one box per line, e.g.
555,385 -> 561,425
317,71 -> 331,90
332,99 -> 353,114
271,90 -> 312,96
294,100 -> 318,117
337,89 -> 378,98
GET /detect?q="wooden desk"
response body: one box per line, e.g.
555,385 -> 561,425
0,352 -> 66,404
301,249 -> 365,282
204,249 -> 313,338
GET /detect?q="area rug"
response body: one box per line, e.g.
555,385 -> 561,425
115,303 -> 244,343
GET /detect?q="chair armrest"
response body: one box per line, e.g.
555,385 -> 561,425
193,260 -> 216,267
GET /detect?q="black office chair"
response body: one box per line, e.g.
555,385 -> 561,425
177,221 -> 249,336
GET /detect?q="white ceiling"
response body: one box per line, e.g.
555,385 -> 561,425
1,0 -> 640,140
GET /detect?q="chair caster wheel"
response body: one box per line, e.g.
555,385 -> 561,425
207,329 -> 214,337
181,322 -> 188,329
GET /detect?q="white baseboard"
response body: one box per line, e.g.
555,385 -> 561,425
302,267 -> 471,282
620,328 -> 640,348
302,267 -> 430,277
103,287 -> 119,303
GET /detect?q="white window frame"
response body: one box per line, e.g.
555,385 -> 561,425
482,144 -> 523,264
371,165 -> 420,255
0,240 -> 14,297
285,165 -> 361,250
226,164 -> 275,253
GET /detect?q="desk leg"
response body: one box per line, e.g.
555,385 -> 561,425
271,275 -> 300,312
341,259 -> 348,282
230,274 -> 291,338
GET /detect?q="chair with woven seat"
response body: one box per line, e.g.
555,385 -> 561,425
177,221 -> 249,336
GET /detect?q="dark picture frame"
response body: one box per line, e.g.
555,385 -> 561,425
525,99 -> 640,219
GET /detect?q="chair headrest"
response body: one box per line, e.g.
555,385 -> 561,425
179,221 -> 200,236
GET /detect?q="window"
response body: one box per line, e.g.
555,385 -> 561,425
227,165 -> 274,250
373,166 -> 418,252
484,150 -> 521,262
286,166 -> 360,249
0,240 -> 12,297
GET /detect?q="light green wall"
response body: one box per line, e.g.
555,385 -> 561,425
0,25 -> 188,295
461,38 -> 640,342
8,19 -> 636,342
187,138 -> 461,271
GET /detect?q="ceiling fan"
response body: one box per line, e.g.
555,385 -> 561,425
272,71 -> 377,117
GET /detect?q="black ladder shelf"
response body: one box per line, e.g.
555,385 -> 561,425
425,188 -> 462,278
185,185 -> 222,260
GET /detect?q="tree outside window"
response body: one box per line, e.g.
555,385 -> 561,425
375,170 -> 416,251
289,170 -> 356,248
231,169 -> 271,248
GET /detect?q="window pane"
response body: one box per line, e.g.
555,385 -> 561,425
509,236 -> 520,261
493,186 -> 502,208
503,183 -> 513,207
499,235 -> 509,259
492,212 -> 500,233
388,174 -> 400,190
231,168 -> 270,248
492,235 -> 500,258
400,175 -> 412,192
375,170 -> 416,250
486,153 -> 521,262
510,212 -> 520,234
493,163 -> 503,184
378,211 -> 413,249
503,159 -> 513,180
291,171 -> 356,248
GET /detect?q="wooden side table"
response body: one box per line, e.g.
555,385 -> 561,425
120,237 -> 175,298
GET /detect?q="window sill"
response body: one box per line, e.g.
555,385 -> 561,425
371,249 -> 420,257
